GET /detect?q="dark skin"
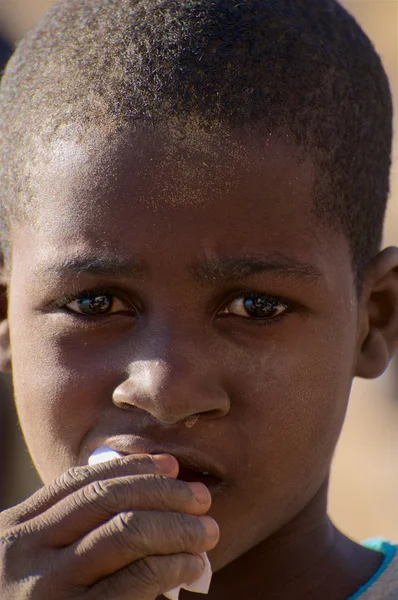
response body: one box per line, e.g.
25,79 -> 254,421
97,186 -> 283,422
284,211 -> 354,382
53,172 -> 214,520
0,127 -> 397,599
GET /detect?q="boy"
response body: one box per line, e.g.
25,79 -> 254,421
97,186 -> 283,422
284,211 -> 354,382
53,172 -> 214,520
0,0 -> 397,598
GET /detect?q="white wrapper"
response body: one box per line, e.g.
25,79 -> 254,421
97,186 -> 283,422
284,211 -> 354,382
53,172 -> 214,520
163,552 -> 212,599
88,446 -> 213,599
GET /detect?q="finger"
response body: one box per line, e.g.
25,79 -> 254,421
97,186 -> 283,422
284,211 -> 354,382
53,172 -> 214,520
29,475 -> 212,547
66,510 -> 218,585
3,454 -> 178,527
86,553 -> 206,599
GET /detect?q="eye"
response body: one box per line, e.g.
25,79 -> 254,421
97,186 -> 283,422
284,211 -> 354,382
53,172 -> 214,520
221,293 -> 288,320
64,292 -> 131,317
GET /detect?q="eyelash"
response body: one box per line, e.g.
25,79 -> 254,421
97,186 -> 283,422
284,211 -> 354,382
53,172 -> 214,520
53,288 -> 136,318
52,287 -> 293,325
219,289 -> 291,326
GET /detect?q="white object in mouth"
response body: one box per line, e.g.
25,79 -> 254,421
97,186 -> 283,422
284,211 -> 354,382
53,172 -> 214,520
88,446 -> 213,599
88,446 -> 123,465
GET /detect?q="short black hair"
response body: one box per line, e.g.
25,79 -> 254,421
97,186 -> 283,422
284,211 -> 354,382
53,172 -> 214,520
0,0 -> 393,290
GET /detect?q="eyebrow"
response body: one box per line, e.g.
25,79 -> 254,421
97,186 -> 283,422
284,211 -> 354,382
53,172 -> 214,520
192,255 -> 322,284
37,253 -> 321,284
38,256 -> 147,280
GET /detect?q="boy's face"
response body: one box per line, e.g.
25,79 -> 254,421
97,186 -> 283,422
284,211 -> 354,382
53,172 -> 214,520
7,128 -> 360,569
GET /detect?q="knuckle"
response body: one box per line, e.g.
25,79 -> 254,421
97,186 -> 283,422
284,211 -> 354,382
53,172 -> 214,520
0,501 -> 33,531
113,511 -> 136,534
0,530 -> 24,586
129,556 -> 162,595
173,512 -> 204,546
110,511 -> 143,552
0,527 -> 24,551
64,480 -> 121,522
115,510 -> 203,551
54,466 -> 92,491
134,474 -> 190,511
0,511 -> 14,534
108,511 -> 164,557
134,511 -> 164,543
83,479 -> 118,510
0,533 -> 13,566
142,475 -> 176,510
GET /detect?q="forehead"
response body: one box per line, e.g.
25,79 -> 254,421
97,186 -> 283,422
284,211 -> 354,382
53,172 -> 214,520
26,126 -> 314,223
14,126 -> 348,289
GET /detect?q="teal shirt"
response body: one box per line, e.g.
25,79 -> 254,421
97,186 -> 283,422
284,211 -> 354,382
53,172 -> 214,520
347,538 -> 398,599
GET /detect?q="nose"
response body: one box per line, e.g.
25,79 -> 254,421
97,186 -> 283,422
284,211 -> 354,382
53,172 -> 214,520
112,357 -> 230,425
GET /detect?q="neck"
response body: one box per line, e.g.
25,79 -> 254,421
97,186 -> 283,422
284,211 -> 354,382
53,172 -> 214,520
189,480 -> 384,600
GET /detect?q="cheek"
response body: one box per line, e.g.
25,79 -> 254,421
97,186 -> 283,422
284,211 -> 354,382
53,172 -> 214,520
210,322 -> 356,563
230,320 -> 355,507
9,316 -> 118,482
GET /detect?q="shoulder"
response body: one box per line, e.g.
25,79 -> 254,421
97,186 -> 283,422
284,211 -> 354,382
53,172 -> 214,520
357,540 -> 398,599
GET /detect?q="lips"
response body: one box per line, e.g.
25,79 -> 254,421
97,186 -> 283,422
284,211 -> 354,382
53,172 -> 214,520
176,459 -> 224,492
97,437 -> 226,494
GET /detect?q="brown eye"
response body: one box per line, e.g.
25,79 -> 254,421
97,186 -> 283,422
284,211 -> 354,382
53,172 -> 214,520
66,294 -> 126,316
222,294 -> 288,319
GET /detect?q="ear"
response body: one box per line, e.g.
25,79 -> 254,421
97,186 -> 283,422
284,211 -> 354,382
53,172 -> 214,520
0,259 -> 11,373
355,247 -> 398,379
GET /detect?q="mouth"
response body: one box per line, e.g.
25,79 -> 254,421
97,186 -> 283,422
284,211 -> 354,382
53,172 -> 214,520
176,461 -> 225,493
99,438 -> 227,495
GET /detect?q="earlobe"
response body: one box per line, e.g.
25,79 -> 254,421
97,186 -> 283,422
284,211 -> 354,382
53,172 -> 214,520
355,328 -> 390,379
355,247 -> 398,379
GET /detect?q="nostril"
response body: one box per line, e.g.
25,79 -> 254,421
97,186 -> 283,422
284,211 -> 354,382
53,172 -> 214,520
112,373 -> 230,422
116,400 -> 136,411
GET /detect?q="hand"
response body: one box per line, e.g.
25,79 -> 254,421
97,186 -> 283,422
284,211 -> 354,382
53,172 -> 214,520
0,454 -> 219,599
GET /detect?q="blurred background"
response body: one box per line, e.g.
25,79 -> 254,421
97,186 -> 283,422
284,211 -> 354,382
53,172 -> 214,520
0,0 -> 397,542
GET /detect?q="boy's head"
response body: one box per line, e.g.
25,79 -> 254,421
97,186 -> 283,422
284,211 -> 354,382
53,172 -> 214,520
0,0 -> 397,573
0,0 -> 394,286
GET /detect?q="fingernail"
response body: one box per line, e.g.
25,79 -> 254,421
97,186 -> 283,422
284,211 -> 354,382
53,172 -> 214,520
188,482 -> 211,505
152,453 -> 178,474
200,516 -> 219,540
